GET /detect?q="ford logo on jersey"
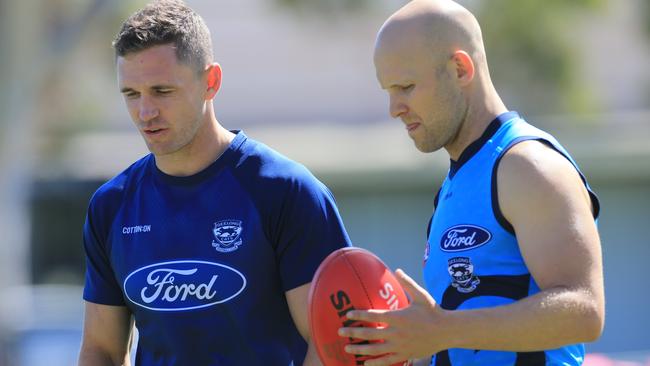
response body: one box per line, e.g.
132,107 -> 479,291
123,260 -> 247,311
440,225 -> 492,252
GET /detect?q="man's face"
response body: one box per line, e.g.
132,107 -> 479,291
374,30 -> 466,153
117,44 -> 208,156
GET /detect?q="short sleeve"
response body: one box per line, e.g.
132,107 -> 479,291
229,135 -> 352,292
273,176 -> 351,291
82,194 -> 126,305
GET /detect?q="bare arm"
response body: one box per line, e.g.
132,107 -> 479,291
339,141 -> 604,365
78,302 -> 133,366
286,282 -> 323,366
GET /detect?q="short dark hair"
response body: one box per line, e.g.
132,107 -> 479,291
112,0 -> 213,73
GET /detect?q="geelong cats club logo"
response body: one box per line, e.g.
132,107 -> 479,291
212,220 -> 243,253
448,257 -> 480,293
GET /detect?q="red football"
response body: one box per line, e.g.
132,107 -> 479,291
308,247 -> 410,366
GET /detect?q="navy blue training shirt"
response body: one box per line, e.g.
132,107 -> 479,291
83,131 -> 351,365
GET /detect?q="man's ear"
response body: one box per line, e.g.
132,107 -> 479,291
451,50 -> 474,87
205,62 -> 222,99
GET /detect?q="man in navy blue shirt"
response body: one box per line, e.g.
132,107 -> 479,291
77,1 -> 350,365
338,1 -> 604,365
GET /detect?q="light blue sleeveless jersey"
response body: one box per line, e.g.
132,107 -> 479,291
424,112 -> 599,366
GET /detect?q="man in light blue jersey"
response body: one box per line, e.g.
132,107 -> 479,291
77,1 -> 351,365
339,1 -> 604,365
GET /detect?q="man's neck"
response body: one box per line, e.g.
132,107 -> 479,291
155,118 -> 235,177
446,92 -> 507,161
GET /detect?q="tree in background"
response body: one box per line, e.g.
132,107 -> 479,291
476,0 -> 605,116
276,0 -> 607,117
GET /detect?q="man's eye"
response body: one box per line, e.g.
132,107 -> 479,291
403,84 -> 414,91
157,89 -> 173,95
124,92 -> 139,99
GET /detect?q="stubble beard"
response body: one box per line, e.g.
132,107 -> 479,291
147,116 -> 204,158
414,105 -> 468,154
413,118 -> 453,154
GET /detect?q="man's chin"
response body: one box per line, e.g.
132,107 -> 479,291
146,144 -> 176,157
413,140 -> 439,153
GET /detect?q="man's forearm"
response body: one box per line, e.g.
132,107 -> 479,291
78,350 -> 115,366
78,347 -> 130,366
443,286 -> 603,351
302,341 -> 324,366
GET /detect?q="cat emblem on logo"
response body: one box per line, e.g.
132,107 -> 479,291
212,220 -> 243,253
448,257 -> 480,293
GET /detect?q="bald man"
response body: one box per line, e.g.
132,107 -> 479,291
338,1 -> 604,365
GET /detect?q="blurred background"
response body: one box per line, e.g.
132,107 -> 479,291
0,0 -> 649,365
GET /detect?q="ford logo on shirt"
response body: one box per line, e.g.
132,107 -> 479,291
124,260 -> 247,311
440,225 -> 492,252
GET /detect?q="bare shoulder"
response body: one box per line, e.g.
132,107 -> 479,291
499,140 -> 579,186
497,140 -> 592,219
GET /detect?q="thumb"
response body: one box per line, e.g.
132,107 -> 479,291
395,268 -> 433,305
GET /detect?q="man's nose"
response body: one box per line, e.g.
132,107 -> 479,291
139,95 -> 159,122
389,95 -> 407,119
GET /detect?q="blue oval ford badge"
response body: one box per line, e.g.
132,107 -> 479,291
123,260 -> 246,311
440,225 -> 492,252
